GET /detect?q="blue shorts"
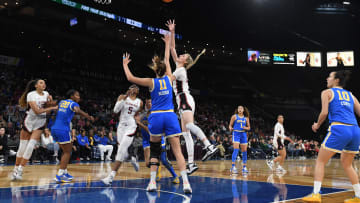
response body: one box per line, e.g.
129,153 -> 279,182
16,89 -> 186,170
322,123 -> 360,154
233,131 -> 247,144
148,112 -> 182,138
51,129 -> 72,144
142,131 -> 165,149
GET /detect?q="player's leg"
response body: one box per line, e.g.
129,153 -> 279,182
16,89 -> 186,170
16,129 -> 42,180
160,144 -> 179,184
180,116 -> 197,174
239,132 -> 248,173
231,132 -> 240,174
11,129 -> 30,181
165,112 -> 191,193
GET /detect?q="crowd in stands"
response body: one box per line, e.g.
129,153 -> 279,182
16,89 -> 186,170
0,65 -> 322,165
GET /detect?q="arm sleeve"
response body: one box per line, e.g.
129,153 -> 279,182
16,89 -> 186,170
113,100 -> 124,113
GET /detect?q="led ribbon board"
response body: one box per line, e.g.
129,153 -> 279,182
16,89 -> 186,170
52,0 -> 182,39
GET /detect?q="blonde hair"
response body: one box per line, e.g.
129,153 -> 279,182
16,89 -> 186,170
148,56 -> 166,77
184,49 -> 206,70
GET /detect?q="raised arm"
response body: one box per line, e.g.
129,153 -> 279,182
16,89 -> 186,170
162,34 -> 175,82
166,19 -> 178,64
113,91 -> 129,113
312,89 -> 332,132
122,53 -> 153,89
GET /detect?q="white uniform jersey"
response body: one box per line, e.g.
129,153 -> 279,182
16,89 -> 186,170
26,90 -> 49,117
273,122 -> 286,145
114,97 -> 141,126
172,67 -> 190,96
23,91 -> 49,132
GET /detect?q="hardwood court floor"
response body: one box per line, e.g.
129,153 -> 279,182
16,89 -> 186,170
0,159 -> 358,202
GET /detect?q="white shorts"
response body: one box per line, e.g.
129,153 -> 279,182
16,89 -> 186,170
176,93 -> 195,114
23,114 -> 46,133
117,123 -> 137,144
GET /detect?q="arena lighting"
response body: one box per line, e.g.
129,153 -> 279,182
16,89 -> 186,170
343,1 -> 350,5
51,0 -> 182,39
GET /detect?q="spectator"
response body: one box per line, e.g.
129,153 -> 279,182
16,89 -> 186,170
95,130 -> 113,161
216,136 -> 225,158
77,130 -> 91,160
0,115 -> 7,128
0,127 -> 9,163
40,128 -> 59,161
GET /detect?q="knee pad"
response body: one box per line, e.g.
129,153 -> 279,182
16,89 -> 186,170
150,141 -> 161,160
149,162 -> 160,167
16,140 -> 29,158
23,139 -> 37,160
186,123 -> 200,134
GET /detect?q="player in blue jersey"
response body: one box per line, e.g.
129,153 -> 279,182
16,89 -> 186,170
122,33 -> 191,194
136,98 -> 180,184
303,71 -> 360,202
229,105 -> 251,174
51,89 -> 94,183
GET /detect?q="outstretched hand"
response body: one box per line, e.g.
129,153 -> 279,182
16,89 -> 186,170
166,19 -> 176,32
123,52 -> 131,66
162,33 -> 171,44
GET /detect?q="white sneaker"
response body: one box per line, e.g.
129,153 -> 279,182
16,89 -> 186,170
15,168 -> 23,180
186,163 -> 199,175
130,156 -> 139,172
105,157 -> 112,161
202,145 -> 219,161
230,166 -> 238,174
183,182 -> 192,194
276,166 -> 286,173
10,168 -> 18,181
146,181 -> 157,192
266,160 -> 274,170
101,176 -> 113,186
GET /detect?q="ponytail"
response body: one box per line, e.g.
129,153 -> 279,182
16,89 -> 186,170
148,55 -> 166,77
19,79 -> 41,108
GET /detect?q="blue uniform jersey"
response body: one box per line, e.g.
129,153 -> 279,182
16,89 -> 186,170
233,114 -> 247,132
51,99 -> 79,132
328,88 -> 358,125
150,76 -> 174,112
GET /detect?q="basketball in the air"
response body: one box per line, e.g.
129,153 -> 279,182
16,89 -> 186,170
162,0 -> 173,3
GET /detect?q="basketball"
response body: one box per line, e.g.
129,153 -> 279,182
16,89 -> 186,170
162,0 -> 173,3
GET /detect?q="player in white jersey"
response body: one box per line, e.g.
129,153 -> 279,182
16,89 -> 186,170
102,84 -> 143,185
167,20 -> 218,174
266,115 -> 294,173
11,79 -> 58,181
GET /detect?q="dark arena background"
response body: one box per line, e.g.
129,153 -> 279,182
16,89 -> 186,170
0,0 -> 360,202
